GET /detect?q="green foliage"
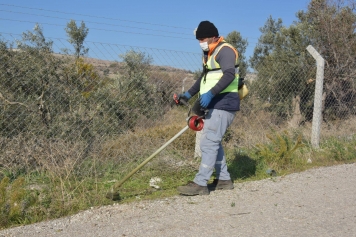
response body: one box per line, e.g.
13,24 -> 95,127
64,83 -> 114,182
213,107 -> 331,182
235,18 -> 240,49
120,50 -> 152,78
254,130 -> 304,171
18,24 -> 53,52
249,15 -> 316,121
0,28 -> 63,137
115,50 -> 166,126
250,1 -> 356,121
250,16 -> 283,69
1,28 -> 106,139
65,20 -> 89,58
0,177 -> 32,229
320,135 -> 356,161
0,25 -> 168,140
298,0 -> 356,119
225,31 -> 249,77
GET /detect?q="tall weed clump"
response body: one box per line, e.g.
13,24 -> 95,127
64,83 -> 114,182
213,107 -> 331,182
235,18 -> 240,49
320,135 -> 356,162
253,130 -> 305,174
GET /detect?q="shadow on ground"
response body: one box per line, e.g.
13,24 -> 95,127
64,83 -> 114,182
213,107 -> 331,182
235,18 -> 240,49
228,152 -> 257,181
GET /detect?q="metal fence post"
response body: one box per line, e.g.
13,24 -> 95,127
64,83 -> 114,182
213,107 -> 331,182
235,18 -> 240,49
306,45 -> 325,148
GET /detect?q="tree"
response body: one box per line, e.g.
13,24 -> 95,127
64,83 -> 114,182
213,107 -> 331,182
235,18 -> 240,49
18,23 -> 53,52
297,0 -> 356,119
249,0 -> 356,124
248,15 -> 315,124
112,50 -> 158,130
0,25 -> 65,136
225,31 -> 249,77
120,50 -> 152,80
250,16 -> 283,70
65,20 -> 89,58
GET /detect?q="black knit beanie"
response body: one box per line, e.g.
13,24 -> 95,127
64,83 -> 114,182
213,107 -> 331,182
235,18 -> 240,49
195,21 -> 219,39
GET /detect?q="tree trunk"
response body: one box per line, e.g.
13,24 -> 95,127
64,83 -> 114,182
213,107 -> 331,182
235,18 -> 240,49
288,95 -> 303,128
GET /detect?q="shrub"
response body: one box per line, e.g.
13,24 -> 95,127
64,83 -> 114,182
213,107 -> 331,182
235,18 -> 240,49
254,130 -> 304,171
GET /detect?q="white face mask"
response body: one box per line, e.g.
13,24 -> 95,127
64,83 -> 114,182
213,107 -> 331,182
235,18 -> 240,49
199,41 -> 209,51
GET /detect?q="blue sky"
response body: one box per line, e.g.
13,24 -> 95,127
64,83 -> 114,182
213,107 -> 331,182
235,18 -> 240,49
0,0 -> 310,69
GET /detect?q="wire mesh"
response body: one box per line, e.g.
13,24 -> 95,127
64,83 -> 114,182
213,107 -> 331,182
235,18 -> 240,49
1,32 -> 355,199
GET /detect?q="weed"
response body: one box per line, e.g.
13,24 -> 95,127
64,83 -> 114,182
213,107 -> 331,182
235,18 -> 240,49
0,121 -> 355,230
321,136 -> 356,161
253,130 -> 304,172
0,176 -> 35,229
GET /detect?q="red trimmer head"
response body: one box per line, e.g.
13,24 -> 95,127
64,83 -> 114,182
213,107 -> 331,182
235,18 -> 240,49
188,115 -> 204,131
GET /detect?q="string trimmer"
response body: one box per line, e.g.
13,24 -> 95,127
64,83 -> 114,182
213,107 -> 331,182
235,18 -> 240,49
106,94 -> 207,201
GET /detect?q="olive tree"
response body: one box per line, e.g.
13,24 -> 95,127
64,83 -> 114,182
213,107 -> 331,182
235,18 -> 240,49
225,31 -> 249,77
65,20 -> 89,58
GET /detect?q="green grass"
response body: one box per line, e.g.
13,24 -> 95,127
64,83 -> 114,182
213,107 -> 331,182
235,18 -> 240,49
0,132 -> 355,230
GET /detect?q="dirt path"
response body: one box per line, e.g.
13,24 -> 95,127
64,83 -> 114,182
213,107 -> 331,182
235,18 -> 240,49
1,163 -> 355,237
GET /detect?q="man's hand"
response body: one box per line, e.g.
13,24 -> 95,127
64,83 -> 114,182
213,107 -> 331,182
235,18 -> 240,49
174,91 -> 191,106
200,91 -> 214,108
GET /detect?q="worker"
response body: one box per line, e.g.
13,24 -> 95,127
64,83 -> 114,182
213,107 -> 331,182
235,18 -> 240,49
177,20 -> 240,195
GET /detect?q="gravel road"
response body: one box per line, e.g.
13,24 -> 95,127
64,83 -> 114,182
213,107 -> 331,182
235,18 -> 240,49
1,163 -> 355,237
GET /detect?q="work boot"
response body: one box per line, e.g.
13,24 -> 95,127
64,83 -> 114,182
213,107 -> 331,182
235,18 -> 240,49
177,181 -> 209,196
207,179 -> 234,191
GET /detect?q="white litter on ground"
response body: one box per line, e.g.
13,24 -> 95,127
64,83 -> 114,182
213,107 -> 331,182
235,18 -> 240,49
149,177 -> 162,189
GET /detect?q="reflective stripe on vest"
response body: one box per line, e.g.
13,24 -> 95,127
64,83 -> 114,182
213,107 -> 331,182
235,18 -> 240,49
200,42 -> 239,95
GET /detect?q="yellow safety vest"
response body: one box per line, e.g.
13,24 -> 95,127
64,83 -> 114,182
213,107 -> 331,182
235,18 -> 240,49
200,39 -> 239,94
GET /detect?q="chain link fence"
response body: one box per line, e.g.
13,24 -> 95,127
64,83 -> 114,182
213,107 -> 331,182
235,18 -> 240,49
1,32 -> 356,199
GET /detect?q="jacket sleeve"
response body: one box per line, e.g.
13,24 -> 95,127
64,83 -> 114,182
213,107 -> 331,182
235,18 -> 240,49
187,74 -> 202,97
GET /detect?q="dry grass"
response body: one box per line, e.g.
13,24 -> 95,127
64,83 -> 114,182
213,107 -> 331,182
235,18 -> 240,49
0,108 -> 355,229
0,136 -> 91,176
99,108 -> 198,167
1,110 -> 355,179
226,110 -> 356,149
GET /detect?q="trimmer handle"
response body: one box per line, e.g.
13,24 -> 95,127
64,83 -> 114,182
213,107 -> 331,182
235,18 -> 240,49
173,93 -> 189,106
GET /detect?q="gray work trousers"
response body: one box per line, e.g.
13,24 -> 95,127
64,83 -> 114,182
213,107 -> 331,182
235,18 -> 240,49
193,109 -> 236,186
